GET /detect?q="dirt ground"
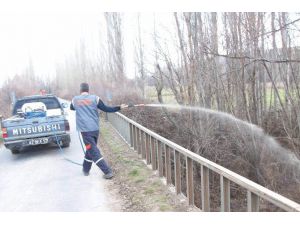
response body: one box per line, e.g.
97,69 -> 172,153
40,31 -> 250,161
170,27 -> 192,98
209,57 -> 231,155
99,119 -> 198,212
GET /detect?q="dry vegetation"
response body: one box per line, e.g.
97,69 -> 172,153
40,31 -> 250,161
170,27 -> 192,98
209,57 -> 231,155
1,12 -> 300,211
122,106 -> 300,211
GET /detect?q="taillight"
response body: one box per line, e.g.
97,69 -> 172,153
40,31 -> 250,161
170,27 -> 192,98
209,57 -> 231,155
2,128 -> 8,138
64,121 -> 70,131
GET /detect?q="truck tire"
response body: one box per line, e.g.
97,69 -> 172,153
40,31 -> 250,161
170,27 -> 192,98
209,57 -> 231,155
11,149 -> 20,154
62,141 -> 70,148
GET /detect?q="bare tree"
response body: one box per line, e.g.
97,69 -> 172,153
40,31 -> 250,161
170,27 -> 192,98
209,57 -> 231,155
105,12 -> 125,86
134,13 -> 146,97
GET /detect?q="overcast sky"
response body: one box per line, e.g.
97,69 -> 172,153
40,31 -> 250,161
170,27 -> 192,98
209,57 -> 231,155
0,12 -> 99,81
0,10 -> 176,85
0,0 -> 299,86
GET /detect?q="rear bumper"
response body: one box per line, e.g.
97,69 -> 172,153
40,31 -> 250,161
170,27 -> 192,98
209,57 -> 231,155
4,134 -> 71,150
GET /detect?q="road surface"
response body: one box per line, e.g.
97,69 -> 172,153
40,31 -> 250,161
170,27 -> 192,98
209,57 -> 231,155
0,109 -> 116,211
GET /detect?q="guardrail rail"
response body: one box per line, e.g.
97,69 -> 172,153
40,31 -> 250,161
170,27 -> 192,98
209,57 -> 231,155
107,112 -> 300,212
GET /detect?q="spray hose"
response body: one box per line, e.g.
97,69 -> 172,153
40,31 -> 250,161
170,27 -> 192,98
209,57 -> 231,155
46,115 -> 86,166
54,102 -> 146,166
54,132 -> 85,166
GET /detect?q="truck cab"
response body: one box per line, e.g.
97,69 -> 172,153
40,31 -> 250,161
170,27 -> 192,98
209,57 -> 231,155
1,95 -> 71,154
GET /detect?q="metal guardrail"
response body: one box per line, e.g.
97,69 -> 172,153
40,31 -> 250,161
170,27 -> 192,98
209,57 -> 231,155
107,112 -> 300,212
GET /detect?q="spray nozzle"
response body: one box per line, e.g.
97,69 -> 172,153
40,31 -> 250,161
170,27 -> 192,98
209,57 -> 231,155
128,102 -> 135,108
134,104 -> 145,107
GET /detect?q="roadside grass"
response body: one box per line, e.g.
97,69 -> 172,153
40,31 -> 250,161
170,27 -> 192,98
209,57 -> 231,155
101,121 -> 190,212
0,131 -> 3,142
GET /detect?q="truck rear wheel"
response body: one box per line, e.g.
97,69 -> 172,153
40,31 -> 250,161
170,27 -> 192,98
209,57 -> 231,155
11,149 -> 20,154
62,141 -> 70,148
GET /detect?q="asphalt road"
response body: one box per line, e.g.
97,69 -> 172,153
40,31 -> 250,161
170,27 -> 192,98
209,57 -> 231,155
0,109 -> 115,212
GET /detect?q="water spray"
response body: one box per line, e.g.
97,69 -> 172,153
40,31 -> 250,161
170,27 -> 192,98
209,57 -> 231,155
128,102 -> 300,172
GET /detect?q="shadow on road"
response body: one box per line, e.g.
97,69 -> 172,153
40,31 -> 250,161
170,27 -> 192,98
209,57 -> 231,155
10,144 -> 65,161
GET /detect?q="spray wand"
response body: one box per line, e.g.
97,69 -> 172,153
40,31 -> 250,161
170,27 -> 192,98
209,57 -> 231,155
127,103 -> 145,108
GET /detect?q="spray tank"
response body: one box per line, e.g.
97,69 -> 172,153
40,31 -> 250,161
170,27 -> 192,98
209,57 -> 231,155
21,102 -> 47,119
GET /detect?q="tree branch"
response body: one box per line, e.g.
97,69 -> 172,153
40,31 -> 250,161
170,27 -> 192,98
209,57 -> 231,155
257,17 -> 300,39
203,48 -> 300,64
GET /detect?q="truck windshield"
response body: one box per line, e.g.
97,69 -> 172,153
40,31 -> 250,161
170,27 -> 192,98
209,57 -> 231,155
13,97 -> 61,115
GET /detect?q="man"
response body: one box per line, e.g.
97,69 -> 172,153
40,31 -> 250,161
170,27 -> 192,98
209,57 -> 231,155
70,83 -> 128,179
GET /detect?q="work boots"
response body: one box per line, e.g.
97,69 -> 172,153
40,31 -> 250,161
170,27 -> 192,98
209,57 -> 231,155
82,169 -> 89,176
103,172 -> 114,179
83,169 -> 114,179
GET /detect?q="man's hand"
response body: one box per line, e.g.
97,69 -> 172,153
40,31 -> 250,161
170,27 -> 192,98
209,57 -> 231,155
120,104 -> 129,109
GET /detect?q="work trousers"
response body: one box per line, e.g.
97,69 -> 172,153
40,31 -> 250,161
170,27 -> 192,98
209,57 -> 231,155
81,130 -> 111,175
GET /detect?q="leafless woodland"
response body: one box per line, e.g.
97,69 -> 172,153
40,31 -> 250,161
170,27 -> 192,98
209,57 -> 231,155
1,12 -> 300,209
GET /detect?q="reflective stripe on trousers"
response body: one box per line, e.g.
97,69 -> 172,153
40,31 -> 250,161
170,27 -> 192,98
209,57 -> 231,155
81,130 -> 111,174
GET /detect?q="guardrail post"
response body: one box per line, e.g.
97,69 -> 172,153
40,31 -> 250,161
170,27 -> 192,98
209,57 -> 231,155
129,124 -> 133,147
119,117 -> 121,135
137,128 -> 141,155
157,141 -> 163,177
220,175 -> 230,212
120,117 -> 124,139
165,146 -> 172,185
141,131 -> 146,159
124,119 -> 127,138
145,134 -> 151,164
247,191 -> 260,212
133,126 -> 137,151
126,120 -> 130,143
186,157 -> 194,205
175,150 -> 181,194
124,119 -> 127,140
116,114 -> 120,132
201,165 -> 210,211
151,137 -> 157,170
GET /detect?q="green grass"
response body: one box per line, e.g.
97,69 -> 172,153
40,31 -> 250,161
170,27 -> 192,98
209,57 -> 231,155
0,131 -> 3,142
145,85 -> 299,109
159,204 -> 172,212
144,187 -> 155,195
265,88 -> 299,107
265,88 -> 284,107
100,121 -> 182,211
128,167 -> 140,177
145,86 -> 177,104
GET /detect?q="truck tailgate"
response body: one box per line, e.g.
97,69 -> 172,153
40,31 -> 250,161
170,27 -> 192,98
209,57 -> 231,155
3,116 -> 67,141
